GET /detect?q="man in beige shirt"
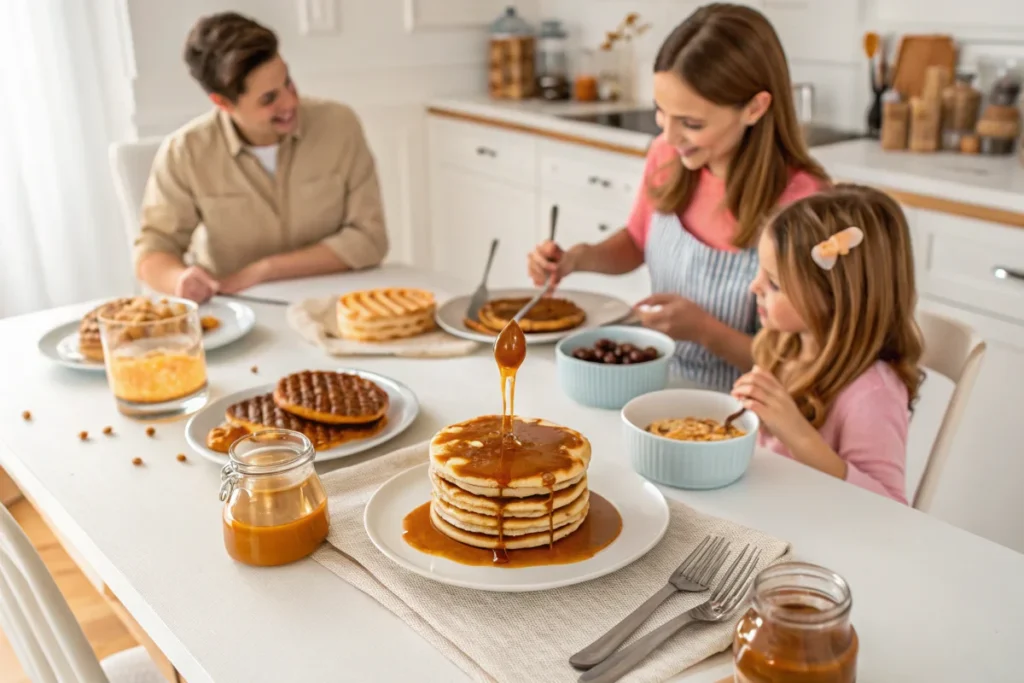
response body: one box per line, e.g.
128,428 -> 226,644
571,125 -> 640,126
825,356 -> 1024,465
135,12 -> 388,302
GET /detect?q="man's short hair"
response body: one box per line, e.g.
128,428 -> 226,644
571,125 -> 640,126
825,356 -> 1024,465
183,12 -> 278,102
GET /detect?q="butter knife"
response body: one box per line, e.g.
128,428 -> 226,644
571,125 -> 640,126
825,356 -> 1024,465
512,279 -> 554,323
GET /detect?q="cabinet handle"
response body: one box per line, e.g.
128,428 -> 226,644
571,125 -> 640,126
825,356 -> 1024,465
598,223 -> 610,232
993,266 -> 1024,282
475,146 -> 497,158
587,176 -> 612,188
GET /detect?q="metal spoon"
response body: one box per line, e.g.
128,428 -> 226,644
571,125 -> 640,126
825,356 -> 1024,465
723,407 -> 746,432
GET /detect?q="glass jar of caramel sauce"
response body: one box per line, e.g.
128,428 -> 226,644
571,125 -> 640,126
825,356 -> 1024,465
219,430 -> 329,567
733,562 -> 858,683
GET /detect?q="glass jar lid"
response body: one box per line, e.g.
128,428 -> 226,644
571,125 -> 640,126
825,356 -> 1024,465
219,429 -> 315,501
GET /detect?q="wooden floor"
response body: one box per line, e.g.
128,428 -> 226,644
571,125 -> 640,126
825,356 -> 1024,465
1,498 -> 138,683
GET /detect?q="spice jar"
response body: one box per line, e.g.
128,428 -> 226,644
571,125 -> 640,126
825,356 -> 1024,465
734,562 -> 858,683
881,91 -> 909,151
220,430 -> 330,567
941,72 -> 982,150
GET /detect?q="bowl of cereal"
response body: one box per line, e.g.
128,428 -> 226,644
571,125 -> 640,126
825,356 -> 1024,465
555,326 -> 677,409
621,389 -> 759,489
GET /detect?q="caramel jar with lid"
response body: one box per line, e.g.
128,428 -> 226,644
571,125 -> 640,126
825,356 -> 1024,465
733,562 -> 858,683
220,430 -> 330,567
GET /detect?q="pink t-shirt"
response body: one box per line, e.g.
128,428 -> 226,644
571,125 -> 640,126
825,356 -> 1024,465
626,134 -> 823,252
759,362 -> 911,504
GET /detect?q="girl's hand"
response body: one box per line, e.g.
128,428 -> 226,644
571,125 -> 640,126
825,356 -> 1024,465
731,366 -> 810,443
527,240 -> 579,287
633,293 -> 710,342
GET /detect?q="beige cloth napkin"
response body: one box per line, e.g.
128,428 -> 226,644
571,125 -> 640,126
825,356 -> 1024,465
286,296 -> 480,358
311,442 -> 791,683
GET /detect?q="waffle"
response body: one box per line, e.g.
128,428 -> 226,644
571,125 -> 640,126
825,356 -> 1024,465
336,287 -> 436,341
224,393 -> 387,451
77,297 -> 139,361
272,370 -> 390,425
476,297 -> 586,333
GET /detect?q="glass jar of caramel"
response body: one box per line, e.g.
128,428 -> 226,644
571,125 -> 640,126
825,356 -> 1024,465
220,430 -> 330,567
733,562 -> 858,683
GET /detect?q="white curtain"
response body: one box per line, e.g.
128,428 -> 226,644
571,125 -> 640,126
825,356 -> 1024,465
0,0 -> 136,318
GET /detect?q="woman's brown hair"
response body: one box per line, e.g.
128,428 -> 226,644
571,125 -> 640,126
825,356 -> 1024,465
650,3 -> 829,248
752,184 -> 924,427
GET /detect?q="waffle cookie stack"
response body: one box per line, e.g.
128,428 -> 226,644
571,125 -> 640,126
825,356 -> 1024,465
336,287 -> 436,342
215,370 -> 390,452
465,296 -> 586,335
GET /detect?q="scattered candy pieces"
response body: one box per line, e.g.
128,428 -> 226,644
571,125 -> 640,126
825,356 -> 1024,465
79,431 -> 89,441
22,410 -> 31,420
176,453 -> 187,463
102,426 -> 114,435
251,365 -> 259,374
145,426 -> 156,437
132,457 -> 143,466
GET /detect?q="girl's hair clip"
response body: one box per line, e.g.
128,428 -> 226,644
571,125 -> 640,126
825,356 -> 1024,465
811,227 -> 864,271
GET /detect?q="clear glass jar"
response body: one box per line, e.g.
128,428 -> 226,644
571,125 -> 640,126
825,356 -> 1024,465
733,562 -> 858,683
97,296 -> 208,417
220,430 -> 330,567
536,20 -> 570,101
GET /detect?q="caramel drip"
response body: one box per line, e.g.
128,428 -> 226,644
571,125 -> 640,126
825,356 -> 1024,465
494,320 -> 525,438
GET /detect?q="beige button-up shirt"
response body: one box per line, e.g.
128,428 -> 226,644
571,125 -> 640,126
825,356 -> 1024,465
134,97 -> 388,277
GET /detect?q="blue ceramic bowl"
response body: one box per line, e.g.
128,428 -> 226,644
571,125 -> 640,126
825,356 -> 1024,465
621,389 -> 759,489
555,326 -> 677,409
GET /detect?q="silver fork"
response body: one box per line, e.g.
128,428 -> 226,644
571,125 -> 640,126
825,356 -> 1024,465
569,535 -> 730,670
578,545 -> 763,683
465,238 -> 499,323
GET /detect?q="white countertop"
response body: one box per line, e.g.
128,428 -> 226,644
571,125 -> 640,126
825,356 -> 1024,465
3,265 -> 1024,683
429,96 -> 1024,218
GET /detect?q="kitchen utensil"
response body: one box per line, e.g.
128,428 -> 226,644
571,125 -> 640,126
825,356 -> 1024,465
891,35 -> 956,100
465,239 -> 500,323
216,292 -> 289,306
512,279 -> 554,323
863,32 -> 881,91
549,203 -> 559,243
578,544 -> 763,683
723,408 -> 746,432
570,535 -> 730,670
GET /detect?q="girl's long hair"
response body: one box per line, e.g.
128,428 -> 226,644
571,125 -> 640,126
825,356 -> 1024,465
752,184 -> 924,427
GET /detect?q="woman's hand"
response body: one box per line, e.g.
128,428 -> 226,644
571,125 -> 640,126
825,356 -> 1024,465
527,240 -> 580,287
731,366 -> 810,443
633,293 -> 712,342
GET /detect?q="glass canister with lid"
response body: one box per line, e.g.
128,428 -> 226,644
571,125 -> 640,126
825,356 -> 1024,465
220,429 -> 330,567
536,19 -> 570,101
733,561 -> 858,683
488,6 -> 535,100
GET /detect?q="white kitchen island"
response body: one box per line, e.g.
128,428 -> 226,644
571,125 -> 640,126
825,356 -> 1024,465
2,265 -> 1023,682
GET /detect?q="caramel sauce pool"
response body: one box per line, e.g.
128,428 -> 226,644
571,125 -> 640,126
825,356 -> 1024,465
402,492 -> 622,568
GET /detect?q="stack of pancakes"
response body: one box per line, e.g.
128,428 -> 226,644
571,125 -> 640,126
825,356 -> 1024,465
465,296 -> 586,336
210,370 -> 390,452
427,415 -> 592,551
336,287 -> 436,341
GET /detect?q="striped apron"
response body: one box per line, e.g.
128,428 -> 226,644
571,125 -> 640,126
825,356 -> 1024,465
644,211 -> 760,392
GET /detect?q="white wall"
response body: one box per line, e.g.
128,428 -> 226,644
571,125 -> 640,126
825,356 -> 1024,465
121,0 -> 540,268
537,0 -> 1024,133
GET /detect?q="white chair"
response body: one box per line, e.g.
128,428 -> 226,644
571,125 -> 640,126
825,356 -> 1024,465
911,310 -> 987,512
108,138 -> 163,255
0,504 -> 163,683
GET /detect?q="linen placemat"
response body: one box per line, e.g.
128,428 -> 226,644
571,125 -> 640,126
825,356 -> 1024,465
311,442 -> 791,683
286,296 -> 480,358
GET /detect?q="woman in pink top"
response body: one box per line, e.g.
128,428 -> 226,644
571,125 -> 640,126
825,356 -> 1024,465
732,185 -> 925,503
528,5 -> 829,390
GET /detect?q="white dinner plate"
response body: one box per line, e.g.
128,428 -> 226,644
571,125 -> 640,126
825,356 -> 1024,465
37,299 -> 256,372
435,288 -> 632,345
184,368 -> 420,466
364,462 -> 669,592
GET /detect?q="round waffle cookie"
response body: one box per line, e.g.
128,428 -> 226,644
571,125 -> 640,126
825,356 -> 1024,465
223,393 -> 387,451
336,287 -> 436,341
272,370 -> 390,425
476,296 -> 586,333
77,297 -> 139,361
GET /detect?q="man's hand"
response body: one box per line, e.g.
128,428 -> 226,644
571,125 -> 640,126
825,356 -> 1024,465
174,266 -> 219,303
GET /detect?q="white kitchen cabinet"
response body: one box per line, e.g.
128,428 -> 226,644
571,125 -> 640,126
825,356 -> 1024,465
429,164 -> 538,289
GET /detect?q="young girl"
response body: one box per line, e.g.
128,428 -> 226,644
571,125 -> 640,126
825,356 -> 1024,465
528,4 -> 829,391
731,184 -> 924,503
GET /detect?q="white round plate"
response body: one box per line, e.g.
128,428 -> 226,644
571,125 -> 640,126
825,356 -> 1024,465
364,462 -> 669,592
37,299 -> 256,372
184,368 -> 420,465
436,288 -> 632,345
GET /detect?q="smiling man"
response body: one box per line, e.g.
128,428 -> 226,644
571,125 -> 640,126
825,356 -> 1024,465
134,12 -> 389,302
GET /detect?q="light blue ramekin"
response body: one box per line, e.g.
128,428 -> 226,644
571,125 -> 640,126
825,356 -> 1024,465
621,389 -> 759,489
555,326 -> 677,410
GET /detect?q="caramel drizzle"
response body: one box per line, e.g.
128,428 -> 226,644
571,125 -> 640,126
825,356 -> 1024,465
493,321 -> 525,564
